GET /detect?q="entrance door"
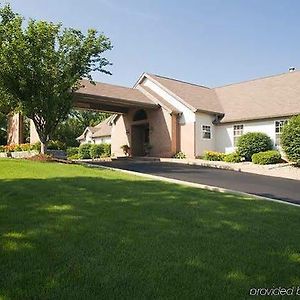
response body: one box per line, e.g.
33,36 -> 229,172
131,123 -> 149,156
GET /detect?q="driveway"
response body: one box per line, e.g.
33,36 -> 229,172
90,160 -> 300,205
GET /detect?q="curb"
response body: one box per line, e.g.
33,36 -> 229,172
78,162 -> 300,208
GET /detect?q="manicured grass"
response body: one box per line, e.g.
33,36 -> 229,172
0,159 -> 300,299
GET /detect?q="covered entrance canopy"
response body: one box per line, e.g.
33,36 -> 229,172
73,80 -> 158,113
8,80 -> 159,145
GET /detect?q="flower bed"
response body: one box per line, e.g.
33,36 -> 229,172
0,143 -> 41,159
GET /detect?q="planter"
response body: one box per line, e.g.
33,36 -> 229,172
0,152 -> 8,158
11,150 -> 39,158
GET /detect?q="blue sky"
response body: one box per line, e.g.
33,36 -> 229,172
7,0 -> 300,87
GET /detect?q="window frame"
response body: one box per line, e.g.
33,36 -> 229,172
202,125 -> 212,140
233,124 -> 244,147
274,120 -> 287,147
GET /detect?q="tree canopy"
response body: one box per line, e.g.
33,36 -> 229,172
0,4 -> 112,152
52,110 -> 111,147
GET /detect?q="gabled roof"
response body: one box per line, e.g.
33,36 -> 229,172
146,74 -> 224,114
137,84 -> 181,114
215,71 -> 300,123
76,80 -> 155,106
136,71 -> 300,123
92,117 -> 113,138
76,117 -> 113,141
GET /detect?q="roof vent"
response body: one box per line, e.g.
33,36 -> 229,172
289,67 -> 296,72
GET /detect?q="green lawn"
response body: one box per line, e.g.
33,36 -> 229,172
0,159 -> 300,299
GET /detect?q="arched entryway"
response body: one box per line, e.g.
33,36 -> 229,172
131,109 -> 150,156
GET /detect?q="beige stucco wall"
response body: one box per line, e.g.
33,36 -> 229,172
148,107 -> 173,157
111,107 -> 174,158
179,122 -> 195,158
215,118 -> 289,153
111,115 -> 130,157
195,112 -> 216,156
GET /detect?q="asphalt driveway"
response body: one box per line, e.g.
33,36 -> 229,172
90,160 -> 300,205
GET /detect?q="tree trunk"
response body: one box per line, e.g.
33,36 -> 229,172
40,142 -> 47,154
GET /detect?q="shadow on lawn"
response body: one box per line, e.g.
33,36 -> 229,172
0,176 -> 300,299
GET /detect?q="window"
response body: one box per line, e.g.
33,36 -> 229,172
133,109 -> 147,121
275,120 -> 287,147
202,125 -> 211,139
233,125 -> 244,146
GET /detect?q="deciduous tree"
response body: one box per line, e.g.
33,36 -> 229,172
0,4 -> 112,153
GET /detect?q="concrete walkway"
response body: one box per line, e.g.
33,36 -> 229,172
89,160 -> 300,205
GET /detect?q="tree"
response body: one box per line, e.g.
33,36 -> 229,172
52,110 -> 111,147
0,4 -> 112,153
0,111 -> 7,144
281,115 -> 300,164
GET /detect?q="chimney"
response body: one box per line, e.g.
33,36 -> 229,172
289,67 -> 296,72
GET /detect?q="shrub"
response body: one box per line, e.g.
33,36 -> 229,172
252,150 -> 281,165
121,144 -> 130,156
203,151 -> 225,161
102,143 -> 111,157
19,143 -> 31,151
224,152 -> 242,163
0,145 -> 4,152
90,144 -> 104,159
4,144 -> 16,152
173,151 -> 186,159
13,143 -> 32,152
78,143 -> 92,159
68,153 -> 80,160
237,132 -> 273,161
67,147 -> 79,157
14,144 -> 22,151
30,142 -> 41,152
47,140 -> 66,151
281,116 -> 300,163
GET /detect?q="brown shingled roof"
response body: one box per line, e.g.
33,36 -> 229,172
77,79 -> 155,106
76,117 -> 113,141
92,117 -> 113,138
147,74 -> 224,114
215,71 -> 300,123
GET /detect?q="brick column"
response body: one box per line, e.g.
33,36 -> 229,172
7,112 -> 24,145
30,120 -> 40,144
171,113 -> 179,155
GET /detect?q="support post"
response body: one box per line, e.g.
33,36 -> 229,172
7,112 -> 24,145
30,119 -> 40,144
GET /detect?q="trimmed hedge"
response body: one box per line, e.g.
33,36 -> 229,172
67,147 -> 79,157
203,151 -> 225,161
90,144 -> 104,159
281,116 -> 300,163
102,143 -> 111,157
224,152 -> 242,163
237,132 -> 273,161
252,150 -> 281,165
90,143 -> 111,158
78,144 -> 92,159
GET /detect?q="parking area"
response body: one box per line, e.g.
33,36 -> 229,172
90,160 -> 300,205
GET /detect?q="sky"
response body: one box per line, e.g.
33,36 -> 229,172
7,0 -> 300,88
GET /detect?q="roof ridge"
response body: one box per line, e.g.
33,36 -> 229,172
214,70 -> 300,89
149,73 -> 211,90
81,78 -> 133,90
